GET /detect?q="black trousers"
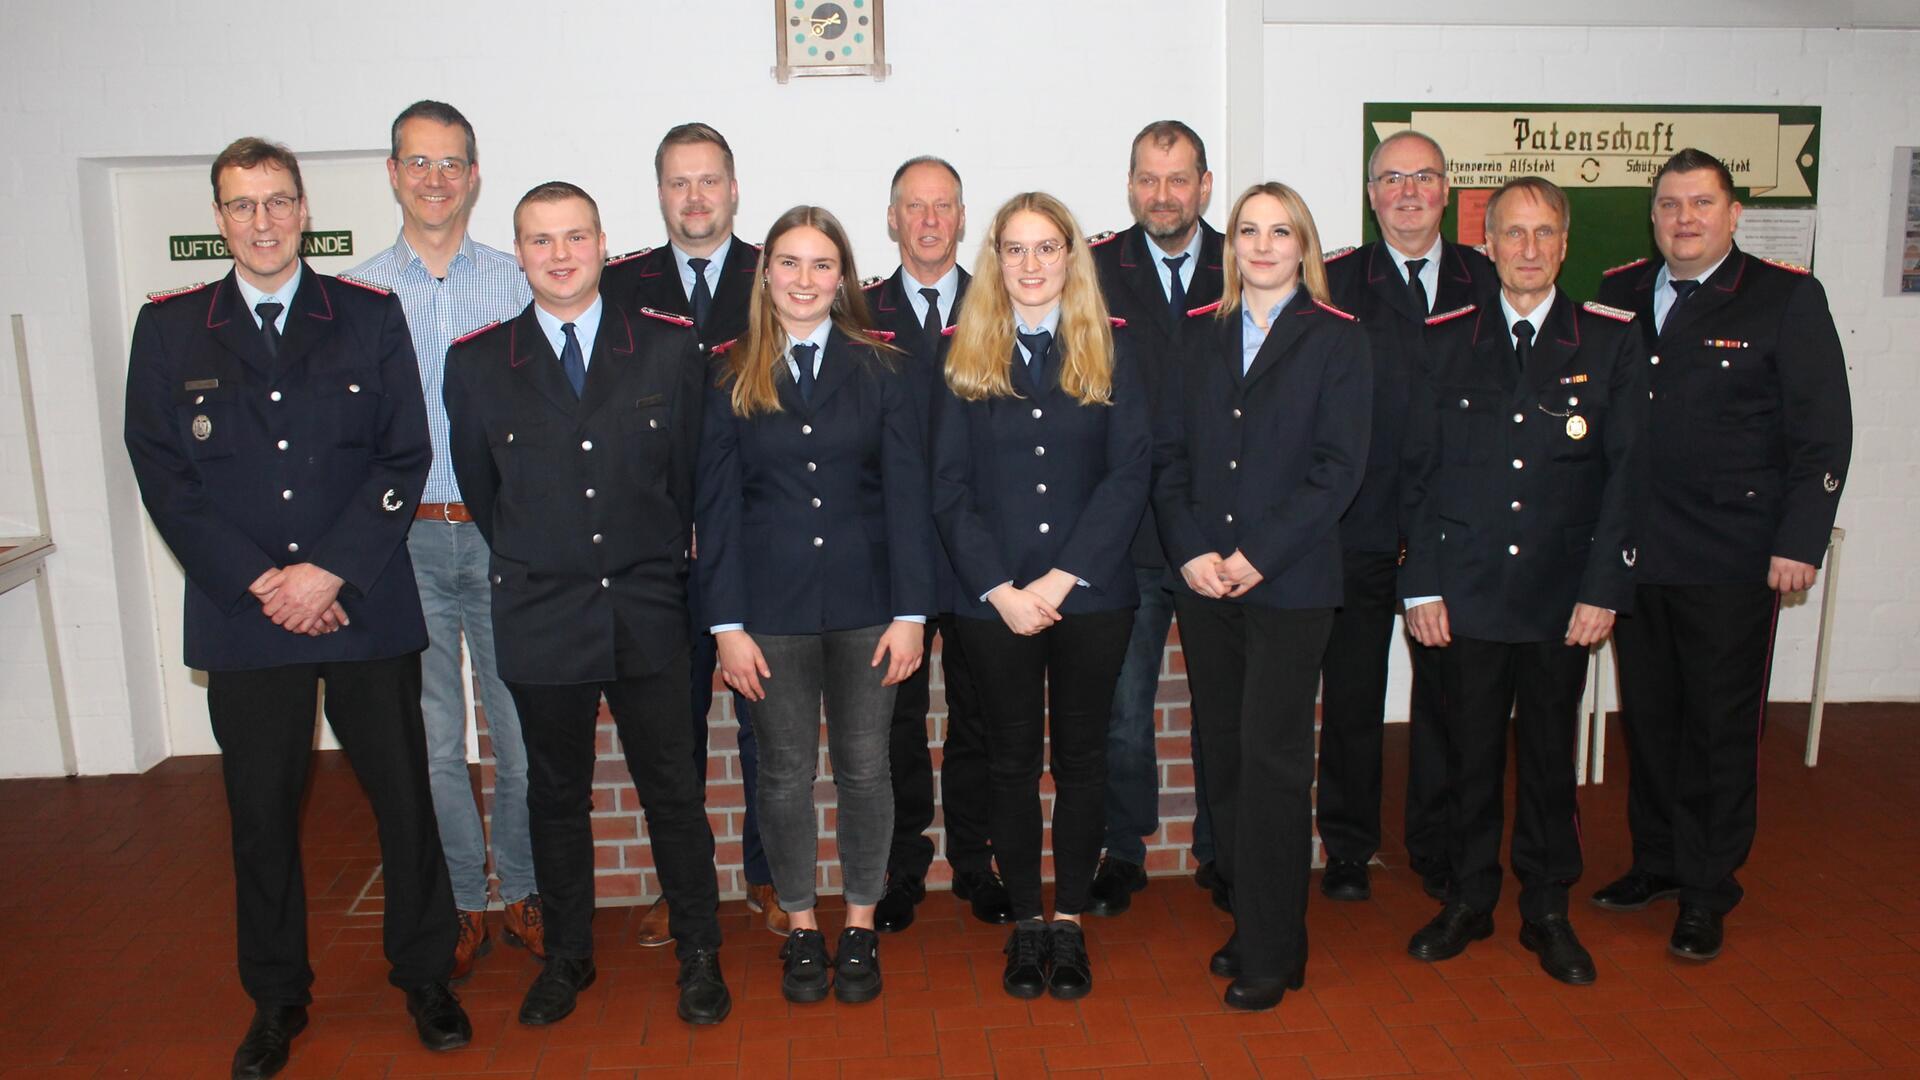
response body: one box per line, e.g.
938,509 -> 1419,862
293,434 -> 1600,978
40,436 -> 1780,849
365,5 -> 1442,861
933,613 -> 995,876
1435,635 -> 1587,921
510,643 -> 720,961
1614,583 -> 1779,914
1317,548 -> 1450,871
206,653 -> 454,1006
1176,595 -> 1332,982
953,608 -> 1132,920
884,622 -> 938,880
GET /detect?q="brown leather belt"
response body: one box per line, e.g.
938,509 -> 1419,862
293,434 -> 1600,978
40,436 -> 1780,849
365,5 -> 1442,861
415,502 -> 474,523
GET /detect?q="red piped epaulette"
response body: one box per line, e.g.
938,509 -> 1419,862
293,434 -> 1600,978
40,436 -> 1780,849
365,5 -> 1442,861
1602,257 -> 1650,278
1109,316 -> 1127,328
1425,303 -> 1476,326
1186,300 -> 1223,318
1313,298 -> 1357,322
1582,301 -> 1636,323
1758,256 -> 1811,275
606,247 -> 652,266
639,307 -> 694,327
864,328 -> 898,342
859,275 -> 884,290
336,275 -> 391,296
1087,230 -> 1118,247
452,320 -> 503,345
146,281 -> 209,303
710,338 -> 740,356
1323,245 -> 1358,263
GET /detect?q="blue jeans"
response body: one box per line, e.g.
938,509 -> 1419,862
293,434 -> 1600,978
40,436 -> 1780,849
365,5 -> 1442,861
1104,566 -> 1215,866
408,519 -> 535,911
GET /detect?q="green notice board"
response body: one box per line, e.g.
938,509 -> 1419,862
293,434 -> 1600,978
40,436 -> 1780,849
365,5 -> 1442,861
1361,103 -> 1821,299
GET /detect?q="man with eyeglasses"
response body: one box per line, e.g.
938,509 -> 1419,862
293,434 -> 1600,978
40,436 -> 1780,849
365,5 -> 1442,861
124,137 -> 470,1078
600,122 -> 786,945
350,100 -> 540,983
1399,176 -> 1646,986
1320,130 -> 1499,905
1085,119 -> 1227,917
1591,148 -> 1851,962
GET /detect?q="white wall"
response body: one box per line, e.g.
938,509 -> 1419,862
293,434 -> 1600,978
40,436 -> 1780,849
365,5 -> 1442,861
1264,21 -> 1920,712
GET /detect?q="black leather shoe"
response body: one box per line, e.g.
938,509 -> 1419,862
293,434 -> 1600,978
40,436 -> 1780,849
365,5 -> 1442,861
1421,872 -> 1450,901
953,868 -> 1015,925
232,1004 -> 307,1080
833,927 -> 883,1003
1408,903 -> 1494,962
518,956 -> 596,1026
1085,856 -> 1148,916
1209,933 -> 1239,978
874,874 -> 925,933
1194,861 -> 1232,912
1001,919 -> 1049,999
1591,870 -> 1681,912
1224,976 -> 1289,1011
1519,916 -> 1597,985
404,983 -> 472,1051
1669,904 -> 1725,961
1321,859 -> 1371,902
1045,921 -> 1093,1000
675,949 -> 732,1024
780,928 -> 832,1003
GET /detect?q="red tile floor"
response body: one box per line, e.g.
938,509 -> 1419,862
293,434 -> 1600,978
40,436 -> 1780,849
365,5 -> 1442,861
2,703 -> 1916,1078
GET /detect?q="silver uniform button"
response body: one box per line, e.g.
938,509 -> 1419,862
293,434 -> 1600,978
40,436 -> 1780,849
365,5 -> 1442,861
1511,500 -> 1523,511
1513,413 -> 1524,423
287,542 -> 299,553
195,394 -> 205,405
269,390 -> 283,402
492,574 -> 502,585
1458,398 -> 1469,409
348,383 -> 361,393
1508,544 -> 1520,555
802,424 -> 813,435
1512,458 -> 1525,469
1225,513 -> 1234,524
1232,408 -> 1242,419
580,440 -> 593,451
1650,355 -> 1660,365
584,488 -> 596,498
1034,446 -> 1045,456
276,440 -> 288,450
1035,483 -> 1047,494
1228,460 -> 1238,470
649,418 -> 658,429
1031,408 -> 1043,419
1038,523 -> 1050,534
812,536 -> 824,547
281,489 -> 293,500
507,432 -> 514,443
1721,359 -> 1731,368
600,578 -> 610,588
1568,397 -> 1579,407
591,533 -> 603,544
806,461 -> 817,472
810,497 -> 822,508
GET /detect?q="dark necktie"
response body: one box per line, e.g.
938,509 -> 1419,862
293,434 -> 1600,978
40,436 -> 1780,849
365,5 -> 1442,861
561,322 -> 586,398
1404,257 -> 1430,315
1512,318 -> 1535,378
919,287 -> 943,339
255,301 -> 283,360
1668,277 -> 1699,319
1164,254 -> 1190,322
1017,329 -> 1053,388
688,256 -> 714,331
792,342 -> 818,403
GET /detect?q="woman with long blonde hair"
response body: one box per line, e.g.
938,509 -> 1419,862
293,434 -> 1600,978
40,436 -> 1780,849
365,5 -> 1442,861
695,205 -> 933,1006
931,192 -> 1151,1001
1153,180 -> 1372,1010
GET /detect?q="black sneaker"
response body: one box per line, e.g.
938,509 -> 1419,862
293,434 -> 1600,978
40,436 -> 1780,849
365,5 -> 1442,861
832,927 -> 883,1003
1045,920 -> 1093,1000
1001,919 -> 1048,999
780,928 -> 831,1003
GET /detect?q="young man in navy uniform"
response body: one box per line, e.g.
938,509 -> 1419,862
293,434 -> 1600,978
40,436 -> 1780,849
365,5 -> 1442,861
600,122 -> 784,943
859,156 -> 1015,932
1400,176 -> 1647,986
1086,119 -> 1227,915
124,137 -> 470,1079
1592,149 -> 1851,961
443,182 -> 730,1026
1319,130 -> 1499,903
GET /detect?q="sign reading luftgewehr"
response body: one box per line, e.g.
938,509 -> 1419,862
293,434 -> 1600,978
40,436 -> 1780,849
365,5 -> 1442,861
168,231 -> 355,261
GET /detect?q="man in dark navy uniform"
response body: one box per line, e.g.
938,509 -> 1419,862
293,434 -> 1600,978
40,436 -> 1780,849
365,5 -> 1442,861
1400,177 -> 1646,986
1319,130 -> 1499,903
859,156 -> 1013,932
600,122 -> 784,943
443,181 -> 730,1027
1085,119 -> 1226,915
1592,148 -> 1851,961
124,137 -> 469,1079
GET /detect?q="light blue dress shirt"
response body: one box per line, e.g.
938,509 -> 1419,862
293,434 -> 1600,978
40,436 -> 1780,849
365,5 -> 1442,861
1240,288 -> 1296,374
1653,248 -> 1731,333
1149,227 -> 1203,306
1386,235 -> 1443,314
533,295 -> 603,366
673,237 -> 732,304
233,262 -> 301,334
902,264 -> 961,329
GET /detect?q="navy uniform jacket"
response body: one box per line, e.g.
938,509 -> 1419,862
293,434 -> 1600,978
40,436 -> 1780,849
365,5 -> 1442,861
931,328 -> 1151,620
1091,222 -> 1225,570
695,327 -> 935,635
602,236 -> 758,358
1325,239 -> 1499,554
1399,295 -> 1647,643
124,266 -> 430,671
1152,292 -> 1373,610
443,298 -> 705,684
1596,245 -> 1851,585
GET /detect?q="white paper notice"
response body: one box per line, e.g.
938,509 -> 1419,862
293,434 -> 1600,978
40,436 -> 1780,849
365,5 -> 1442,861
1735,208 -> 1818,266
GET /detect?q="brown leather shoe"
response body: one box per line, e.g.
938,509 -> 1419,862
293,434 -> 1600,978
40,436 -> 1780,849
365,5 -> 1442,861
746,883 -> 791,937
450,909 -> 490,982
503,895 -> 546,959
637,897 -> 674,948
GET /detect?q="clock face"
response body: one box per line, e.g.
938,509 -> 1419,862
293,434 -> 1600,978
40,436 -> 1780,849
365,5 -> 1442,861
788,0 -> 874,65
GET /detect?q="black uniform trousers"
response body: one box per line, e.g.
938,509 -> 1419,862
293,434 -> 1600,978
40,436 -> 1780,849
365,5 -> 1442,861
1316,548 -> 1450,873
1435,635 -> 1587,921
1176,595 -> 1332,982
932,614 -> 995,877
510,640 -> 721,962
1614,583 -> 1778,914
953,609 -> 1132,919
206,653 -> 454,1006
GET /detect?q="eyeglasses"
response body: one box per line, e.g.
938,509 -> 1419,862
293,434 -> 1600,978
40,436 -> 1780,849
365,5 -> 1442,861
220,195 -> 300,223
998,239 -> 1069,266
1369,169 -> 1445,189
398,155 -> 471,180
